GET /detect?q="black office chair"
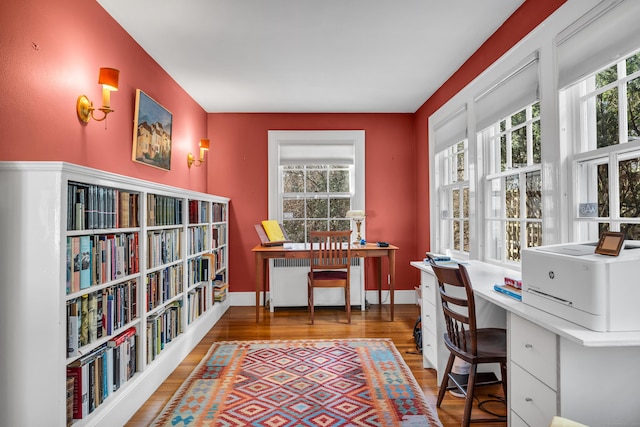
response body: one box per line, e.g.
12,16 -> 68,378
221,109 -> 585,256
427,257 -> 507,426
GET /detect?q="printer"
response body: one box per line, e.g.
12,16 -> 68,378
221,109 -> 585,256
521,242 -> 640,332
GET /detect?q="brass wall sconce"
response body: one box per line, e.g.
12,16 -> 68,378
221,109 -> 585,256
76,67 -> 120,123
346,210 -> 366,244
187,138 -> 210,168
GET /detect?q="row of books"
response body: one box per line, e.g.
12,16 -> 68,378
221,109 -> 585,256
187,255 -> 213,287
212,224 -> 226,248
187,199 -> 210,224
68,182 -> 139,231
66,233 -> 139,294
147,302 -> 182,364
493,275 -> 523,301
213,247 -> 226,273
67,279 -> 138,357
187,284 -> 210,323
147,228 -> 182,268
187,225 -> 209,255
212,202 -> 227,223
147,194 -> 183,227
146,265 -> 182,311
67,327 -> 137,420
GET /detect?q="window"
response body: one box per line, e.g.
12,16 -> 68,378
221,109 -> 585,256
268,131 -> 365,244
438,141 -> 470,253
481,102 -> 542,263
571,50 -> 640,240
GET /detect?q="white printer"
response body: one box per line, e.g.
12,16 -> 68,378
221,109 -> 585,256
521,242 -> 640,332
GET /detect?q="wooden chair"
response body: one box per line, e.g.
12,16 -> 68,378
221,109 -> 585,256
427,257 -> 507,426
308,230 -> 352,324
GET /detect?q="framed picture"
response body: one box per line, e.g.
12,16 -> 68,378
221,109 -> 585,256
132,89 -> 173,170
595,231 -> 625,256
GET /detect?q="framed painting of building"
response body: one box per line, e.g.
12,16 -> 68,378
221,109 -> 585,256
132,89 -> 173,170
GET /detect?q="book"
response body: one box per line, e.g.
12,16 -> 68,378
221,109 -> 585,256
255,222 -> 290,246
71,237 -> 81,293
493,284 -> 522,301
425,252 -> 451,262
79,235 -> 92,289
261,220 -> 286,241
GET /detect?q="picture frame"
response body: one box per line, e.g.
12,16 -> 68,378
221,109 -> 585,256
132,89 -> 173,171
594,231 -> 625,256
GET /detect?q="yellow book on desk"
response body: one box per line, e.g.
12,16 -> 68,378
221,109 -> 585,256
256,220 -> 290,246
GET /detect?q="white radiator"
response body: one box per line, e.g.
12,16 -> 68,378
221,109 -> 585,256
269,257 -> 364,312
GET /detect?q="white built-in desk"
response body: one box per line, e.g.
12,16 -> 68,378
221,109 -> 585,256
411,260 -> 640,427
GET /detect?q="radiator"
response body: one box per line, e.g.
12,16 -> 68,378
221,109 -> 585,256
269,258 -> 364,312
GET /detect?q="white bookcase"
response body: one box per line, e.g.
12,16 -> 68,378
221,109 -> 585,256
0,162 -> 230,427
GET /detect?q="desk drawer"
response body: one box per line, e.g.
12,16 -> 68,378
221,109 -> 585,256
421,271 -> 437,306
421,300 -> 437,335
510,314 -> 557,390
511,362 -> 557,427
422,328 -> 438,368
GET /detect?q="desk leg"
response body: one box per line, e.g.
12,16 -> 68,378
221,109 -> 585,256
376,257 -> 382,309
389,249 -> 395,321
255,253 -> 263,323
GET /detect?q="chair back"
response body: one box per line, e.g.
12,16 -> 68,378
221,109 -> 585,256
428,259 -> 479,356
309,230 -> 351,273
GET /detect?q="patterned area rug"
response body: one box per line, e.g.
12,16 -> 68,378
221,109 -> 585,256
151,338 -> 442,427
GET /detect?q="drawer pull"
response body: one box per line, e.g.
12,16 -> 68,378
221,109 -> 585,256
525,344 -> 533,348
525,397 -> 533,402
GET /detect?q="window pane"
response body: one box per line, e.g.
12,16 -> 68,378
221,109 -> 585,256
456,150 -> 465,181
500,119 -> 506,132
506,221 -> 521,261
307,220 -> 328,235
505,175 -> 520,218
283,199 -> 304,219
306,198 -> 327,218
283,168 -> 304,192
626,53 -> 640,75
511,127 -> 527,168
500,134 -> 507,172
619,156 -> 640,218
283,220 -> 304,243
526,222 -> 542,248
532,120 -> 541,164
597,87 -> 619,148
453,189 -> 460,219
462,187 -> 469,218
627,76 -> 640,140
526,171 -> 542,219
329,168 -> 349,192
596,64 -> 617,88
453,221 -> 460,251
598,163 -> 610,218
512,109 -> 526,127
330,219 -> 350,232
532,101 -> 540,118
329,198 -> 350,218
463,221 -> 469,252
307,169 -> 327,192
621,223 -> 640,240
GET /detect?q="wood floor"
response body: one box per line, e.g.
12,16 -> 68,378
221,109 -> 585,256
125,304 -> 506,427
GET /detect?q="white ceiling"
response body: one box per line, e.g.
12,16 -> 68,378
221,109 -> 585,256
97,0 -> 525,113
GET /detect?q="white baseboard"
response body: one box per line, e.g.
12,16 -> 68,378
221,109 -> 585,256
230,290 -> 418,307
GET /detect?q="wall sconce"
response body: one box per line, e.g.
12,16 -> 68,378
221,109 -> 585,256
346,210 -> 366,244
187,138 -> 210,168
76,67 -> 120,123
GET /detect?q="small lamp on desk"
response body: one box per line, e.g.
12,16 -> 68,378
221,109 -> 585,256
346,210 -> 365,245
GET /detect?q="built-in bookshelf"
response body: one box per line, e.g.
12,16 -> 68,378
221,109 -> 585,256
0,162 -> 230,427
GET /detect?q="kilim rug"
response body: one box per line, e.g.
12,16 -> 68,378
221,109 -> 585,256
151,338 -> 442,427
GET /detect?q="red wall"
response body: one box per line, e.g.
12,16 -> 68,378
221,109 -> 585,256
1,0 -> 566,297
208,114 -> 417,293
0,0 -> 209,192
413,0 -> 567,256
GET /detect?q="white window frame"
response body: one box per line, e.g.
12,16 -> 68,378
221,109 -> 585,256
268,131 -> 365,242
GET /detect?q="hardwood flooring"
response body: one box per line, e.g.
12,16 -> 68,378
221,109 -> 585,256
125,304 -> 506,427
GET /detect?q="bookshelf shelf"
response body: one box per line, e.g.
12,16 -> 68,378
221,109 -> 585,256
0,162 -> 230,427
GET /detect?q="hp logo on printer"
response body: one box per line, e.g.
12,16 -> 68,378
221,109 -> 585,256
548,271 -> 555,279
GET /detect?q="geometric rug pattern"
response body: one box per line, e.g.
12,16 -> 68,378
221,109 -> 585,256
151,338 -> 442,427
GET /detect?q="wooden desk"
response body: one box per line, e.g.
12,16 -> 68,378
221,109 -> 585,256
252,243 -> 398,322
